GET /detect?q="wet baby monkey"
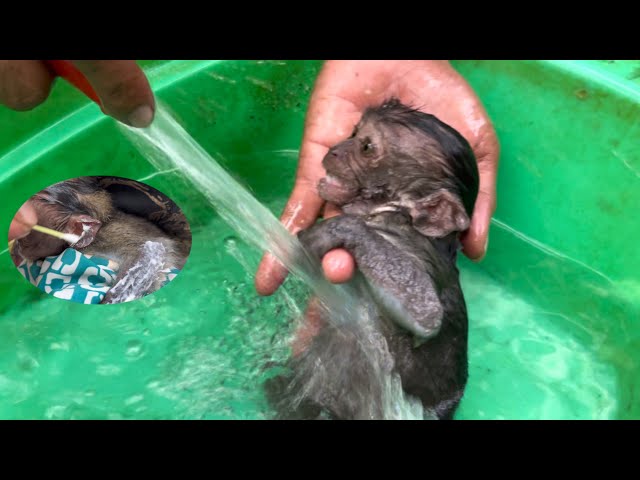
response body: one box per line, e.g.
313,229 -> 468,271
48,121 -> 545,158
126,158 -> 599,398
268,99 -> 479,420
11,177 -> 190,304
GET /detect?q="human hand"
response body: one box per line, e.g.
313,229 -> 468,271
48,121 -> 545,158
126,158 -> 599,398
0,60 -> 155,127
8,201 -> 37,242
255,60 -> 500,296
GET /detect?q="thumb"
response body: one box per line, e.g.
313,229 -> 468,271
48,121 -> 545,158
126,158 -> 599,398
8,202 -> 38,241
72,60 -> 155,128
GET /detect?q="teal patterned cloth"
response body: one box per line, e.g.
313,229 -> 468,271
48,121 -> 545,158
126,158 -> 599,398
17,248 -> 179,305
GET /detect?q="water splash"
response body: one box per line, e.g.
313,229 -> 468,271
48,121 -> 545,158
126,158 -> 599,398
119,104 -> 422,420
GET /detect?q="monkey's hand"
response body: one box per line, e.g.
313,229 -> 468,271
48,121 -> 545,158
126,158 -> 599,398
298,215 -> 443,340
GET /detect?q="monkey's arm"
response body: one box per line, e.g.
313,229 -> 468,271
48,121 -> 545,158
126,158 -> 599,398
298,215 -> 443,340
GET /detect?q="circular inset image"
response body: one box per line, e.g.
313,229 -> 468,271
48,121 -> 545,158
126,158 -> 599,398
7,176 -> 192,305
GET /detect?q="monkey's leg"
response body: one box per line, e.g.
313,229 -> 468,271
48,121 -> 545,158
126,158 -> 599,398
298,215 -> 443,340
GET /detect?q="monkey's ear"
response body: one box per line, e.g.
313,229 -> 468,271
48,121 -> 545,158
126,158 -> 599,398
65,215 -> 102,248
408,189 -> 470,238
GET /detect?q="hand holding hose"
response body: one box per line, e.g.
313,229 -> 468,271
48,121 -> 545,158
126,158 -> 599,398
0,60 -> 155,128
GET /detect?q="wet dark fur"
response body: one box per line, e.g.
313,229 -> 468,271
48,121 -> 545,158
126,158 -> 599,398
266,99 -> 479,420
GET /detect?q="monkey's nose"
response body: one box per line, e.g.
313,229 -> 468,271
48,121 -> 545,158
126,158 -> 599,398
322,150 -> 338,169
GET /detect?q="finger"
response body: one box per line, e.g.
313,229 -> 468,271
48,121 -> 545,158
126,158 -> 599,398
321,202 -> 342,219
255,253 -> 289,296
0,60 -> 54,111
255,64 -> 363,296
291,297 -> 326,357
8,201 -> 38,241
461,190 -> 493,260
322,250 -> 355,284
72,60 -> 155,128
255,182 -> 325,296
320,203 -> 356,283
461,153 -> 498,261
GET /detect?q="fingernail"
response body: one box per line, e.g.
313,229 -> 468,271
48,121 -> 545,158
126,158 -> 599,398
484,235 -> 489,255
128,105 -> 154,128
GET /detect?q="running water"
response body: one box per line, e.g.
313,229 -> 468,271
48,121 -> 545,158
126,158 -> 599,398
119,104 -> 423,420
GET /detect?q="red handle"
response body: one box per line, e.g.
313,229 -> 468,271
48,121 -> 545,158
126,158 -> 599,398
45,60 -> 103,110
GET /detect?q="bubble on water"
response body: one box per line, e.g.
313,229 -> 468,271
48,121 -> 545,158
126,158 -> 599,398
125,340 -> 144,358
125,394 -> 144,406
97,365 -> 122,376
224,235 -> 239,250
45,405 -> 66,419
50,342 -> 70,351
17,354 -> 40,372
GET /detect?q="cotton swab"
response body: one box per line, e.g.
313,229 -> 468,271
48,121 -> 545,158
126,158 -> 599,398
6,225 -> 80,255
30,225 -> 81,244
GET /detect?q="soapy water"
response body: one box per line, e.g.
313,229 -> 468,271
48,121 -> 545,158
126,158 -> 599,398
102,241 -> 168,305
119,104 -> 424,420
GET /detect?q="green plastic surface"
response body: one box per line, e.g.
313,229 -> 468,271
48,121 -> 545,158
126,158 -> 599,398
0,60 -> 638,419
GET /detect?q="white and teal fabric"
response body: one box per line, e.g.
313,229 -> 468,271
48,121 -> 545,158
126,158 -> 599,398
17,248 -> 179,305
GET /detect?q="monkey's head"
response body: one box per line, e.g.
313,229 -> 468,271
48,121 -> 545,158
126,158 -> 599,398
318,98 -> 479,238
11,177 -> 114,264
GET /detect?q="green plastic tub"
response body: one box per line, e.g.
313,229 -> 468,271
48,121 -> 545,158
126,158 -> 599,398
0,60 -> 638,420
